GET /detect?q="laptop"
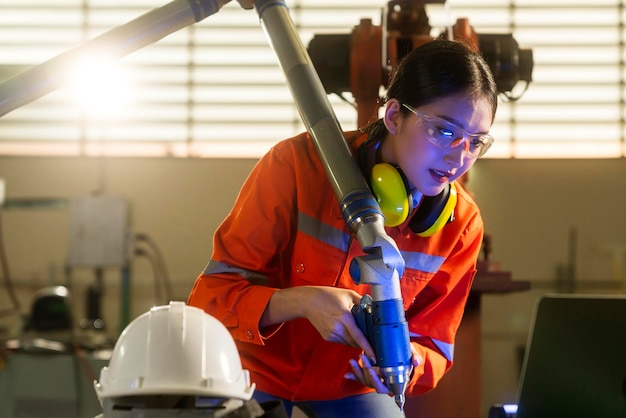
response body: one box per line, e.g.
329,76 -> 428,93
509,294 -> 626,418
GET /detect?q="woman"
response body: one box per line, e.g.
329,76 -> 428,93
188,39 -> 498,418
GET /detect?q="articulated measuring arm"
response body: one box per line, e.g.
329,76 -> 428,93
255,1 -> 411,408
0,0 -> 413,409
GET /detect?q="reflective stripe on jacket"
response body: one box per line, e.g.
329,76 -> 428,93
188,130 -> 483,401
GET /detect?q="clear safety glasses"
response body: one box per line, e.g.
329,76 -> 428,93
402,103 -> 494,158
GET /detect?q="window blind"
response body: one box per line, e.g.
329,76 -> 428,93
0,0 -> 623,158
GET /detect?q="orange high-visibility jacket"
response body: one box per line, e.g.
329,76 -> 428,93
188,130 -> 483,401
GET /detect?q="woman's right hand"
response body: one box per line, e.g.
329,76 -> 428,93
261,285 -> 375,359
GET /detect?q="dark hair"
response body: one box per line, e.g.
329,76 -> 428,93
386,39 -> 497,118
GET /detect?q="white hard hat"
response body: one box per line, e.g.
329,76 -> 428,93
94,301 -> 255,402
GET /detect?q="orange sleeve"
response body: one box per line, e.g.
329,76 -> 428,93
188,137 -> 301,345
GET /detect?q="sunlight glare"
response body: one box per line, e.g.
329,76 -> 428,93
70,59 -> 133,121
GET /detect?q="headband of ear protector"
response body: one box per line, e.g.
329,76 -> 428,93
357,131 -> 457,237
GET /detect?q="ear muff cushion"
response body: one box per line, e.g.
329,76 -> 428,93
410,182 -> 457,237
371,163 -> 411,227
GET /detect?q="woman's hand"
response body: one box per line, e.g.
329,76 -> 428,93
344,344 -> 422,394
299,286 -> 370,352
261,285 -> 375,359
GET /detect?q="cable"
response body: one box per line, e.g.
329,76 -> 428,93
134,247 -> 165,305
502,81 -> 531,102
134,233 -> 174,302
0,208 -> 21,318
71,342 -> 101,412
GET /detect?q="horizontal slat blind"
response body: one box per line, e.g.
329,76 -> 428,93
0,0 -> 624,158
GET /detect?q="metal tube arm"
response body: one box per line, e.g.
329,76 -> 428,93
254,1 -> 411,409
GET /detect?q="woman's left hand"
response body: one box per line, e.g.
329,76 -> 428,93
344,344 -> 422,394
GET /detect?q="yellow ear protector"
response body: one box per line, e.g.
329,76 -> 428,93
370,162 -> 413,227
358,131 -> 457,236
409,181 -> 457,237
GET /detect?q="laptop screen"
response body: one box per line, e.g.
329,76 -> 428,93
515,294 -> 626,418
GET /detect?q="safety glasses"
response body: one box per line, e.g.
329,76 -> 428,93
402,103 -> 494,158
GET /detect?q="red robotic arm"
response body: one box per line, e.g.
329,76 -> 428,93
309,0 -> 533,126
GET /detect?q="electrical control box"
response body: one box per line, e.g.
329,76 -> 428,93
67,196 -> 130,267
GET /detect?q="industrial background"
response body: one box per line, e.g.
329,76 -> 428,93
1,1 -> 626,417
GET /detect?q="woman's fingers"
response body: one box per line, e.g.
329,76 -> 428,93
345,355 -> 391,395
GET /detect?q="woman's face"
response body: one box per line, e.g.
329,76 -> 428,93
381,92 -> 494,197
